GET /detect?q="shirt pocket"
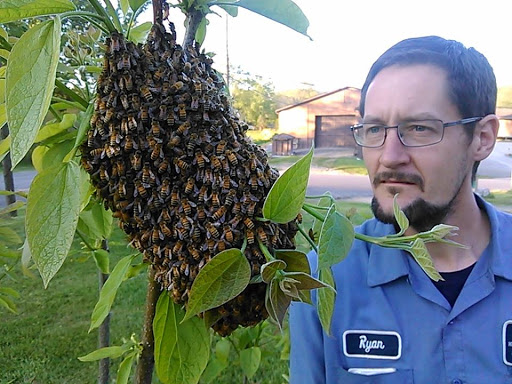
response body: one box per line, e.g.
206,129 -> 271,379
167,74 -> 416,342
334,367 -> 414,384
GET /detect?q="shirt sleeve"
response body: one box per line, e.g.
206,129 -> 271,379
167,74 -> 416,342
289,297 -> 326,384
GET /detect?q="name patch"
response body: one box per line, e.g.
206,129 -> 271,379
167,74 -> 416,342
503,321 -> 512,366
343,330 -> 401,360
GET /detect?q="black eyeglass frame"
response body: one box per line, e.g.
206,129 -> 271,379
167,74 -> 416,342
350,116 -> 483,148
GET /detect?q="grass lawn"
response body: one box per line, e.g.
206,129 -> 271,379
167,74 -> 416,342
269,154 -> 367,175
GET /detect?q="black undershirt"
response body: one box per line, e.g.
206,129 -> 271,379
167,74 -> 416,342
432,263 -> 475,307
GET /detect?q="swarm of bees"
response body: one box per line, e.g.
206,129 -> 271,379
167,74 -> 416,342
81,23 -> 298,336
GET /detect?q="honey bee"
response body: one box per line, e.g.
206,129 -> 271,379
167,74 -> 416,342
250,174 -> 260,190
256,227 -> 268,245
110,33 -> 121,52
167,110 -> 176,125
158,105 -> 167,121
216,140 -> 226,155
124,134 -> 136,151
211,188 -> 220,209
216,240 -> 227,252
123,74 -> 133,91
232,202 -> 242,215
170,186 -> 180,207
177,103 -> 186,119
158,158 -> 170,174
196,203 -> 207,221
190,95 -> 199,110
127,114 -> 138,130
243,217 -> 255,229
206,238 -> 215,252
172,242 -> 185,258
104,107 -> 115,123
159,221 -> 173,238
221,158 -> 230,173
230,213 -> 243,227
193,79 -> 202,93
246,201 -> 257,217
191,226 -> 202,243
118,176 -> 127,198
225,189 -> 237,207
152,226 -> 163,243
151,142 -> 162,161
167,134 -> 181,148
193,149 -> 208,168
179,213 -> 193,231
119,93 -> 129,110
256,169 -> 270,188
181,198 -> 197,216
87,130 -> 95,147
246,229 -> 255,244
161,81 -> 170,96
141,229 -> 151,244
187,245 -> 200,261
119,117 -> 128,135
170,81 -> 184,93
184,177 -> 195,194
140,85 -> 153,102
90,147 -> 104,159
210,155 -> 221,171
149,190 -> 163,212
152,244 -> 162,258
173,158 -> 189,173
134,179 -> 148,198
98,164 -> 109,182
222,175 -> 237,190
212,206 -> 227,222
141,162 -> 155,184
249,153 -> 260,172
81,158 -> 93,173
205,222 -> 220,239
109,129 -> 120,147
176,121 -> 190,135
222,224 -> 234,243
140,105 -> 149,123
130,150 -> 142,170
197,185 -> 208,203
159,177 -> 171,198
153,67 -> 165,82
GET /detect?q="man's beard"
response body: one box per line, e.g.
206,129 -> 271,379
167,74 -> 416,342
371,196 -> 454,233
370,171 -> 467,233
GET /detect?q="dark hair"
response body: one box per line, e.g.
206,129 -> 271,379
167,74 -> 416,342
359,35 -> 497,180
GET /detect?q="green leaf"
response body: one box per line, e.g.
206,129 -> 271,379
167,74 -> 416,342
278,277 -> 300,299
274,249 -> 310,274
311,195 -> 332,242
263,146 -> 313,223
184,248 -> 251,321
127,22 -> 152,44
89,254 -> 136,331
73,102 -> 94,150
0,201 -> 24,216
6,18 -> 61,168
0,295 -> 17,313
195,17 -> 207,46
93,249 -> 110,274
214,338 -> 231,364
129,0 -> 148,13
78,199 -> 113,241
265,279 -> 291,330
116,351 -> 136,384
229,0 -> 310,38
260,259 -> 286,283
119,0 -> 130,15
32,139 -> 75,173
153,293 -> 210,384
282,271 -> 329,291
407,238 -> 443,282
317,205 -> 354,270
21,238 -> 34,278
78,344 -> 132,361
26,161 -> 81,288
392,194 -> 409,236
239,346 -> 261,379
35,114 -> 76,143
317,267 -> 335,336
200,357 -> 228,384
215,0 -> 239,17
0,0 -> 75,23
0,286 -> 20,298
124,261 -> 147,280
0,226 -> 22,245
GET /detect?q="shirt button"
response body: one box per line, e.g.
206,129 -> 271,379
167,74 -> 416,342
448,320 -> 455,325
451,379 -> 463,384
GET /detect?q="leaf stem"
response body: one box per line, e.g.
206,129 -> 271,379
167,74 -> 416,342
257,238 -> 274,262
48,105 -> 63,122
51,97 -> 87,112
297,223 -> 318,253
87,0 -> 118,33
76,228 -> 97,252
301,203 -> 325,222
0,35 -> 12,50
55,79 -> 89,108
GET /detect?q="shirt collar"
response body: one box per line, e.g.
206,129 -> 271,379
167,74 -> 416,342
366,194 -> 512,287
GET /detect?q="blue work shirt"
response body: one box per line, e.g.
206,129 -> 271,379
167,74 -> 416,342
289,196 -> 512,384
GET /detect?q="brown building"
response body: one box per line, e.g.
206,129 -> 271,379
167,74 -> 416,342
275,87 -> 361,151
497,107 -> 512,139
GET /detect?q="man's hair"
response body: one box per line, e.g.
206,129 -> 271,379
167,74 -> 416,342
359,35 -> 497,179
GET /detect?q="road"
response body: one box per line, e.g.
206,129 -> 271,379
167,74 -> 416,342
1,142 -> 511,207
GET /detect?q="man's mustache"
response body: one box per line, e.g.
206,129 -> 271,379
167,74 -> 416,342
373,172 -> 424,192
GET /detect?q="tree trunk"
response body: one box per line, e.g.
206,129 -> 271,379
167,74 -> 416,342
1,125 -> 16,216
98,240 -> 111,384
135,266 -> 159,384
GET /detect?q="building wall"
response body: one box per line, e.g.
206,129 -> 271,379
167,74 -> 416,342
277,88 -> 361,149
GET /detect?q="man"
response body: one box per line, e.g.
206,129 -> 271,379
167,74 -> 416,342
289,35 -> 512,383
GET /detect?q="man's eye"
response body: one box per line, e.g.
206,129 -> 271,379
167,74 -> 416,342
366,126 -> 382,135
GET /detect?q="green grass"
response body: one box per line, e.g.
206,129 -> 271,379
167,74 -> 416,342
481,190 -> 512,212
269,154 -> 367,175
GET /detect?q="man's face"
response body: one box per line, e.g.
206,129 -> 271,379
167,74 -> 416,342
362,64 -> 474,231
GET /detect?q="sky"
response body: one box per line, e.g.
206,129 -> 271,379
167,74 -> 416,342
147,0 -> 512,93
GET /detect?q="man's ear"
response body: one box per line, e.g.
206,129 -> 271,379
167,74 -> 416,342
473,114 -> 499,162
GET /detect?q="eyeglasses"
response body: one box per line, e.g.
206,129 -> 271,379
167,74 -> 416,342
351,117 -> 483,148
